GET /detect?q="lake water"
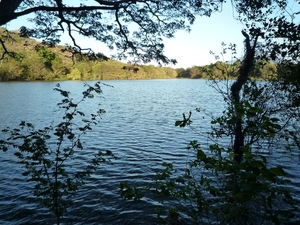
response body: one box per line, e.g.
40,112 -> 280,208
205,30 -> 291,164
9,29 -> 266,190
0,79 -> 299,224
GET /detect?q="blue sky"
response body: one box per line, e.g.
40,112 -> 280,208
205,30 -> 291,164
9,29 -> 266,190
163,2 -> 245,68
5,1 -> 298,69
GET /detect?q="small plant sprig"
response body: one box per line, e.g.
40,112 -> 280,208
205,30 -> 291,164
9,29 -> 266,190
1,81 -> 115,225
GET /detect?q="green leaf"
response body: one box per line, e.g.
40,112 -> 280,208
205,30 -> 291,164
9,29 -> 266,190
78,111 -> 85,116
270,167 -> 286,176
259,155 -> 267,164
261,170 -> 276,182
196,149 -> 206,161
211,120 -> 217,124
240,193 -> 253,203
175,121 -> 182,126
14,152 -> 23,158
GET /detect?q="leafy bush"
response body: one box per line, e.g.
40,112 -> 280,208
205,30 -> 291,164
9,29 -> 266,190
120,73 -> 299,224
0,82 -> 115,225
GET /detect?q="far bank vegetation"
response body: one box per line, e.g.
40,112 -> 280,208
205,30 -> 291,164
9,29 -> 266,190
0,28 -> 292,81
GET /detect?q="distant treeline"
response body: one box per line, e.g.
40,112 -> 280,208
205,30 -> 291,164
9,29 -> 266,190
176,60 -> 279,80
0,28 -> 296,81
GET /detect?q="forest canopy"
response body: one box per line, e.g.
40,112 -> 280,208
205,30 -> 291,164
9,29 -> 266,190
0,0 -> 224,65
0,0 -> 299,71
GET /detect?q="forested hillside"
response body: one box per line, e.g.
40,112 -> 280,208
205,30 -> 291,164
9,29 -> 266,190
0,28 -> 177,81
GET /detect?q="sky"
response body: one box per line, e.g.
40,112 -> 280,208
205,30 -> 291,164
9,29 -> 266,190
163,2 -> 245,68
2,1 -> 271,69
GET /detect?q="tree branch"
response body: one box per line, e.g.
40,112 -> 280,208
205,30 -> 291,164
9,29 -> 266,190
0,30 -> 19,60
0,5 -> 114,26
0,0 -> 23,26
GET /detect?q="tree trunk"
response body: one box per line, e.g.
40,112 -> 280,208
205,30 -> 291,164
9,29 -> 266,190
231,30 -> 258,163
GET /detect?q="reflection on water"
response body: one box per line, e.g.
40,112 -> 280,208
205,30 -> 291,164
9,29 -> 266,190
0,79 -> 299,224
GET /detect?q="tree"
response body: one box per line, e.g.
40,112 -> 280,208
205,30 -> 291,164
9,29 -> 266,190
177,67 -> 191,78
1,1 -> 299,66
0,0 -> 222,64
250,60 -> 277,79
120,37 -> 300,224
190,66 -> 202,78
234,0 -> 300,64
120,1 -> 300,224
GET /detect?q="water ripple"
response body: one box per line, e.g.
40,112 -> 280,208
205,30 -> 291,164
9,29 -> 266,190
0,80 -> 299,224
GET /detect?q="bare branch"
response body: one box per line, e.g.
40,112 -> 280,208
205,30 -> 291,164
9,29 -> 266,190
0,30 -> 19,60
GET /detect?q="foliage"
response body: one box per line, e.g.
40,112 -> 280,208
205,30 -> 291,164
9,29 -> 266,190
0,0 -> 300,224
120,80 -> 300,224
123,1 -> 300,223
2,29 -> 298,82
233,0 -> 300,67
0,82 -> 115,224
0,0 -> 223,64
176,60 -> 280,80
0,29 -> 178,81
120,9 -> 300,221
177,66 -> 202,79
0,0 -> 298,68
149,140 -> 296,224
